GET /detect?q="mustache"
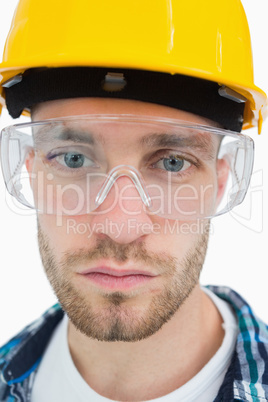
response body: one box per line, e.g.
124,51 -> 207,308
59,236 -> 177,273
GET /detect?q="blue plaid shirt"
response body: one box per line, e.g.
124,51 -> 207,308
1,286 -> 268,402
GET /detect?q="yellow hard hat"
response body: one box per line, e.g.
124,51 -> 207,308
0,0 -> 267,132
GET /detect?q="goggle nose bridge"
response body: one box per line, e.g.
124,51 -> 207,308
95,165 -> 152,208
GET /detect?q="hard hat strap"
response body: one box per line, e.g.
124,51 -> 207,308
4,67 -> 245,132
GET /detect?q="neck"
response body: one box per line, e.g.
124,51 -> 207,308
68,285 -> 224,401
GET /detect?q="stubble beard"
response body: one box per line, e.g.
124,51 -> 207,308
38,223 -> 210,342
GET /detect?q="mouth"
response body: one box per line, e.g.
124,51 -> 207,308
78,266 -> 157,290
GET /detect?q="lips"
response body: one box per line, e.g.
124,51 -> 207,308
79,266 -> 157,290
80,266 -> 156,277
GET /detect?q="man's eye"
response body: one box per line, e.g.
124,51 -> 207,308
56,152 -> 94,168
154,155 -> 191,172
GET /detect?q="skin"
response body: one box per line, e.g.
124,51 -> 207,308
33,98 -> 225,401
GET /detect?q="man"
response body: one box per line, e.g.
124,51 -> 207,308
0,0 -> 267,401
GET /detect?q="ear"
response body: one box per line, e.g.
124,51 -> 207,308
25,149 -> 35,186
215,158 -> 230,207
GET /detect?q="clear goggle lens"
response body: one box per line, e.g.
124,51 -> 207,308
0,115 -> 254,220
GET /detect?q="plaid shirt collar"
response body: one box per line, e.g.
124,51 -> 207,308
1,286 -> 268,402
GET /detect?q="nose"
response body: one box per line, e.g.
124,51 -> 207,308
90,174 -> 155,244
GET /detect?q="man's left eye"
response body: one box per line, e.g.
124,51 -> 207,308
154,155 -> 191,172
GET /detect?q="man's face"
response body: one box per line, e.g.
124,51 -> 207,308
34,98 -> 214,342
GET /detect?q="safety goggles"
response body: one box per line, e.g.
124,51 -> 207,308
0,115 -> 254,220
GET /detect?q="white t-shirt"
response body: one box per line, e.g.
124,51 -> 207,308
31,288 -> 238,402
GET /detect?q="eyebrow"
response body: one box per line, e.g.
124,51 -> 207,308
33,127 -> 104,146
33,127 -> 217,158
55,129 -> 96,144
139,132 -> 217,158
139,132 -> 210,148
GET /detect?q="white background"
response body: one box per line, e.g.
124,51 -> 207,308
0,0 -> 267,345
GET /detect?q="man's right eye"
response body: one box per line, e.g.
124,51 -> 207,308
58,152 -> 87,169
45,148 -> 97,170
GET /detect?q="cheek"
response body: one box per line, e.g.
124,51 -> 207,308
38,214 -> 95,257
37,213 -> 206,261
143,214 -> 209,256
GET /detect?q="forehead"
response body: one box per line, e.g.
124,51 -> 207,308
32,97 -> 218,127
